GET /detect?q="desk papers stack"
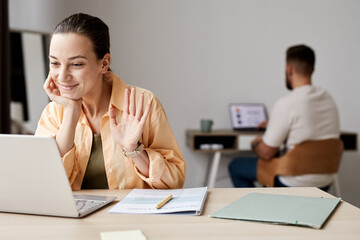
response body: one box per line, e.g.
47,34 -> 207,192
109,187 -> 208,215
210,192 -> 340,229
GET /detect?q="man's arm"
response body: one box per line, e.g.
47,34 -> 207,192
251,136 -> 279,161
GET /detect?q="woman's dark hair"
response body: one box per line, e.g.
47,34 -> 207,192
53,13 -> 110,60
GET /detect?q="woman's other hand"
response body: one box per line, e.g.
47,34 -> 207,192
109,87 -> 151,152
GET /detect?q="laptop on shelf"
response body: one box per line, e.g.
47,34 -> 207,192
0,134 -> 116,218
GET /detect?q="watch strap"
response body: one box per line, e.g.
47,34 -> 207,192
122,143 -> 144,158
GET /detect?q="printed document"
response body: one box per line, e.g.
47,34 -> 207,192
108,187 -> 208,215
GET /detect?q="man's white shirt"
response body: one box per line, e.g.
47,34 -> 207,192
263,85 -> 340,187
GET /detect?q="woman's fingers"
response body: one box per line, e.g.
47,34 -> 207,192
140,103 -> 151,125
109,106 -> 118,128
135,93 -> 144,120
122,86 -> 149,123
44,74 -> 58,100
122,88 -> 129,115
110,88 -> 151,149
43,72 -> 80,107
44,73 -> 52,91
129,87 -> 136,116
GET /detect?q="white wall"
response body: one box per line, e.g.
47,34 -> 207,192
10,0 -> 360,206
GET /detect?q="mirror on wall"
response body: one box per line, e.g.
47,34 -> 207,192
10,30 -> 50,134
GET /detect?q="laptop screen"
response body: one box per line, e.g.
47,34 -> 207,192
229,103 -> 268,131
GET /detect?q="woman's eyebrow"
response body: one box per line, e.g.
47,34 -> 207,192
68,55 -> 87,60
49,55 -> 87,60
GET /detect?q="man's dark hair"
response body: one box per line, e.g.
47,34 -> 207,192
286,45 -> 315,77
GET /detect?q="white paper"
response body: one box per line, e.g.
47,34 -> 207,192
108,187 -> 208,215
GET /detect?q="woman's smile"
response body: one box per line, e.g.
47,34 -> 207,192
58,82 -> 79,92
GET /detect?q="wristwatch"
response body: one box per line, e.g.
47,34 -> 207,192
122,142 -> 144,158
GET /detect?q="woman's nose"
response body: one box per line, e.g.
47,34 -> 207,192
58,67 -> 71,82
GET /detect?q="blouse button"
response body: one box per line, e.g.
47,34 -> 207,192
108,168 -> 113,173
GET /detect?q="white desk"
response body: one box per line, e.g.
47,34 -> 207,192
186,130 -> 260,188
186,130 -> 358,188
0,188 -> 359,239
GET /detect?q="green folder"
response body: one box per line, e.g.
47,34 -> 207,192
209,192 -> 341,229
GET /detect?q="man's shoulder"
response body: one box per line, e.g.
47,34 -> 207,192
312,85 -> 334,99
277,85 -> 332,104
273,92 -> 294,109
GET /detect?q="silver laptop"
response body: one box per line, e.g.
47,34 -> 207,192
0,134 -> 116,218
229,103 -> 268,131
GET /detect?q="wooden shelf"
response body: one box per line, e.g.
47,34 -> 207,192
186,129 -> 358,152
186,129 -> 262,152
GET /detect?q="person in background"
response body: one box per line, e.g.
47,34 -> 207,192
228,44 -> 340,190
36,13 -> 186,190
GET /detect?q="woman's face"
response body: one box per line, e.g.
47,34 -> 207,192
49,33 -> 107,100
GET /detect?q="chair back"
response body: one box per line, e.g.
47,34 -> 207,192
257,138 -> 343,187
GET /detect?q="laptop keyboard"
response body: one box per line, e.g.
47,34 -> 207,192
75,199 -> 106,213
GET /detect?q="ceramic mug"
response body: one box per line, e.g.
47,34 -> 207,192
201,119 -> 213,133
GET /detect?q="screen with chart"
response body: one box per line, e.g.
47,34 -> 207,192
229,103 -> 267,130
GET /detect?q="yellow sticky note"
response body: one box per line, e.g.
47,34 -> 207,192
100,230 -> 147,240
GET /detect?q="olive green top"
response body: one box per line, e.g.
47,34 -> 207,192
81,134 -> 109,189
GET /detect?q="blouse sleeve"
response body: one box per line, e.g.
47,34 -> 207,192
35,102 -> 79,184
133,96 -> 186,189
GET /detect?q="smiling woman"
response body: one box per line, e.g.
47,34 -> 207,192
48,33 -> 107,102
35,13 -> 186,190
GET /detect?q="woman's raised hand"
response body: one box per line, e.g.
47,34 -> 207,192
109,87 -> 151,152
